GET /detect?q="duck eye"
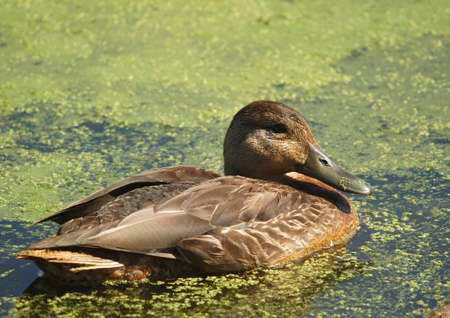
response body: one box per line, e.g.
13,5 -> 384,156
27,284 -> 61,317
319,158 -> 330,166
267,123 -> 287,134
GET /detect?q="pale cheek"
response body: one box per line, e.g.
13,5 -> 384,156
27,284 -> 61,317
264,141 -> 296,165
278,141 -> 307,163
246,135 -> 305,165
246,133 -> 273,155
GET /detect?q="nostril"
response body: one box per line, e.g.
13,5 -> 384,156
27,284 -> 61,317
319,158 -> 330,166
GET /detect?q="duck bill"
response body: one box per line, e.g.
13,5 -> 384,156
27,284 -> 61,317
298,144 -> 371,195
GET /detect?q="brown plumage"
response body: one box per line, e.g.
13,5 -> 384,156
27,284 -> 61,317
17,101 -> 371,283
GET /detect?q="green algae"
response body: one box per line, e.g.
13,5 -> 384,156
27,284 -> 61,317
1,0 -> 449,221
1,1 -> 449,124
11,252 -> 366,318
0,1 -> 449,317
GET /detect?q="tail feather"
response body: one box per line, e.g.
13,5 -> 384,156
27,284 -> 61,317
17,249 -> 124,272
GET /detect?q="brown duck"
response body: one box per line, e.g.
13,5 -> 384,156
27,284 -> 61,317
18,101 -> 371,283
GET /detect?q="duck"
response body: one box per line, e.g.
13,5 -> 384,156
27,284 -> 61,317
17,100 -> 371,283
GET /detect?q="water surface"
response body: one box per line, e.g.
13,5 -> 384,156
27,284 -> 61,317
0,1 -> 449,317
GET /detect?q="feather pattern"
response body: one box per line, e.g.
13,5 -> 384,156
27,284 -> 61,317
24,174 -> 358,275
17,249 -> 124,271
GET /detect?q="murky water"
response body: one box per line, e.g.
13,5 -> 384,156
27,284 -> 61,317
0,1 -> 449,317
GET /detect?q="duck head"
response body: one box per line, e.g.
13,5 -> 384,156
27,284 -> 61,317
224,100 -> 371,195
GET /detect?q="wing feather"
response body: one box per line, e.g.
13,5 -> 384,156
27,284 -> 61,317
35,166 -> 219,224
27,176 -> 313,259
85,212 -> 213,252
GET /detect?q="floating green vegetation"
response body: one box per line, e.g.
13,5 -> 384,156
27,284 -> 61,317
11,251 -> 366,318
1,1 -> 447,124
0,0 -> 449,317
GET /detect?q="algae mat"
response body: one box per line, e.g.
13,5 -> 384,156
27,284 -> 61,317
0,1 -> 449,317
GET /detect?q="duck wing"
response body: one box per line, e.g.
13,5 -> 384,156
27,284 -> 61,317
35,165 -> 219,225
27,176 -> 294,255
177,183 -> 358,272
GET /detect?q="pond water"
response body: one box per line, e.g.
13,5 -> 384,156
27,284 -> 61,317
0,1 -> 449,317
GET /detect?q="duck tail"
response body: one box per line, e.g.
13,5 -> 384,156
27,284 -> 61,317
16,249 -> 132,283
17,249 -> 124,270
16,248 -> 194,282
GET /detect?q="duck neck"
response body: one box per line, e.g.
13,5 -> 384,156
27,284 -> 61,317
224,162 -> 237,176
274,174 -> 352,213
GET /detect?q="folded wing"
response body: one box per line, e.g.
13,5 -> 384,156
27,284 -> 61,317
28,177 -> 297,257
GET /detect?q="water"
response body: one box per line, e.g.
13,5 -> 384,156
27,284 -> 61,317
0,1 -> 449,317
